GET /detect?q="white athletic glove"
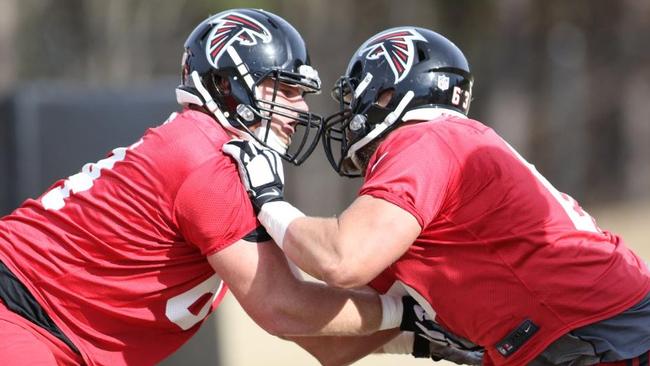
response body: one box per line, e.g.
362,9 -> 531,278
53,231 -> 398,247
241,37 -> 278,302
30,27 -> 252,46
400,296 -> 484,365
223,139 -> 285,212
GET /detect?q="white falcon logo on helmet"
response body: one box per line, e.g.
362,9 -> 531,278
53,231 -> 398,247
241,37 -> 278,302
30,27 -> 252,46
205,12 -> 272,67
360,28 -> 426,84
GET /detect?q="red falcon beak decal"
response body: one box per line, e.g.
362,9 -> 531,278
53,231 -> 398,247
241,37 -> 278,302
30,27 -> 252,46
205,12 -> 272,67
359,28 -> 426,84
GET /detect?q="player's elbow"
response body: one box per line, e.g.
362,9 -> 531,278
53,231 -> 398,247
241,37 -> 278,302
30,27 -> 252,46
246,296 -> 307,337
320,258 -> 369,289
247,305 -> 291,337
324,272 -> 368,289
258,318 -> 289,337
316,234 -> 372,288
255,311 -> 312,338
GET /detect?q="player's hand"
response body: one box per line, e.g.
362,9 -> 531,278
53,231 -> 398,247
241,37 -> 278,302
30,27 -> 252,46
400,296 -> 484,365
223,139 -> 285,212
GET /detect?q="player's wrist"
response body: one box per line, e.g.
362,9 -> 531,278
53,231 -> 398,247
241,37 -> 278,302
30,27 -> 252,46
252,185 -> 284,212
258,201 -> 305,249
380,331 -> 414,354
379,294 -> 403,330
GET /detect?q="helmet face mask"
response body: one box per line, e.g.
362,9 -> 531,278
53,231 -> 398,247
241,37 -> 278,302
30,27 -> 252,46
323,27 -> 474,176
177,9 -> 323,165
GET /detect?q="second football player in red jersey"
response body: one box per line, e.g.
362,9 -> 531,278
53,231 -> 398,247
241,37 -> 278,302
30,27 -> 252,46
226,27 -> 650,366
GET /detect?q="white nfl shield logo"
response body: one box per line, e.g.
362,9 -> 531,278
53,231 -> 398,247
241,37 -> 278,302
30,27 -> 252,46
437,75 -> 450,91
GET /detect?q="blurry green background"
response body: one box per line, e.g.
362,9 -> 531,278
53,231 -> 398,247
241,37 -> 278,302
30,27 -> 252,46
0,0 -> 648,365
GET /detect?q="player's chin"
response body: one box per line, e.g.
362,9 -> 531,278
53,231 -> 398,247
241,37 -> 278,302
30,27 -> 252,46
278,128 -> 293,146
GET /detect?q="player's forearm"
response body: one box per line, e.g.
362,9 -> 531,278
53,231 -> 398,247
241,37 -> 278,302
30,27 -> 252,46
264,279 -> 384,336
258,204 -> 368,288
257,202 -> 345,282
286,329 -> 400,366
251,203 -> 406,335
211,237 -> 402,340
282,216 -> 355,285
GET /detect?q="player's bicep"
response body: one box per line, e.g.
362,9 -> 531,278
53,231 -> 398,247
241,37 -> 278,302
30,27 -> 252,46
337,194 -> 421,282
174,161 -> 259,255
207,238 -> 289,299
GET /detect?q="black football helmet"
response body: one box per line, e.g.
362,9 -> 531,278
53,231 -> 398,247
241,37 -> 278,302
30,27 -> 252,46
323,27 -> 474,176
176,8 -> 323,165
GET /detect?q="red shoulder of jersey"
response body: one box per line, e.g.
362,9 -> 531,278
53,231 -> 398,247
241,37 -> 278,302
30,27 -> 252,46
173,153 -> 258,255
360,117 -> 467,228
125,108 -> 259,255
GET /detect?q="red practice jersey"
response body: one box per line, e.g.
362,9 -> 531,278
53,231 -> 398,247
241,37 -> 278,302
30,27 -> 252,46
0,109 -> 259,365
364,113 -> 650,366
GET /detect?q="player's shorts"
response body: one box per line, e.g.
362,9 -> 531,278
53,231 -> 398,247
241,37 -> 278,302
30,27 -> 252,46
0,299 -> 83,365
597,351 -> 649,366
524,291 -> 650,366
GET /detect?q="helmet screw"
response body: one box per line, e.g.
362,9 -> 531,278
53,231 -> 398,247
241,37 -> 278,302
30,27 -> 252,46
349,114 -> 367,131
237,104 -> 256,122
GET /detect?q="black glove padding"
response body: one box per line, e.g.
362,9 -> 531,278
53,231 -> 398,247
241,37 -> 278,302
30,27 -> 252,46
400,296 -> 430,332
400,296 -> 484,365
223,139 -> 285,211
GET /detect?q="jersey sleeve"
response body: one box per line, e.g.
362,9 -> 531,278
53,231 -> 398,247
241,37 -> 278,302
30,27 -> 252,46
359,128 -> 457,228
173,157 -> 259,256
367,268 -> 397,294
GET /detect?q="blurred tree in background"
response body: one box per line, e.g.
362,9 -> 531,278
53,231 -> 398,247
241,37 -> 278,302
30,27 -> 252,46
1,0 -> 648,208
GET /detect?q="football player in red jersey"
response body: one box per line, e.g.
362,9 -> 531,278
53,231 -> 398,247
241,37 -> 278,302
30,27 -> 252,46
0,11 -> 454,366
225,26 -> 650,366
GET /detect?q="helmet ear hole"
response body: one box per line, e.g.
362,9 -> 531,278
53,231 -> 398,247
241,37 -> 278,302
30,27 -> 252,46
206,74 -> 231,97
375,88 -> 394,108
215,75 -> 231,95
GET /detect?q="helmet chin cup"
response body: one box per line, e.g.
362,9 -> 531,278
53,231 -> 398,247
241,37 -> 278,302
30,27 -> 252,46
349,114 -> 367,131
